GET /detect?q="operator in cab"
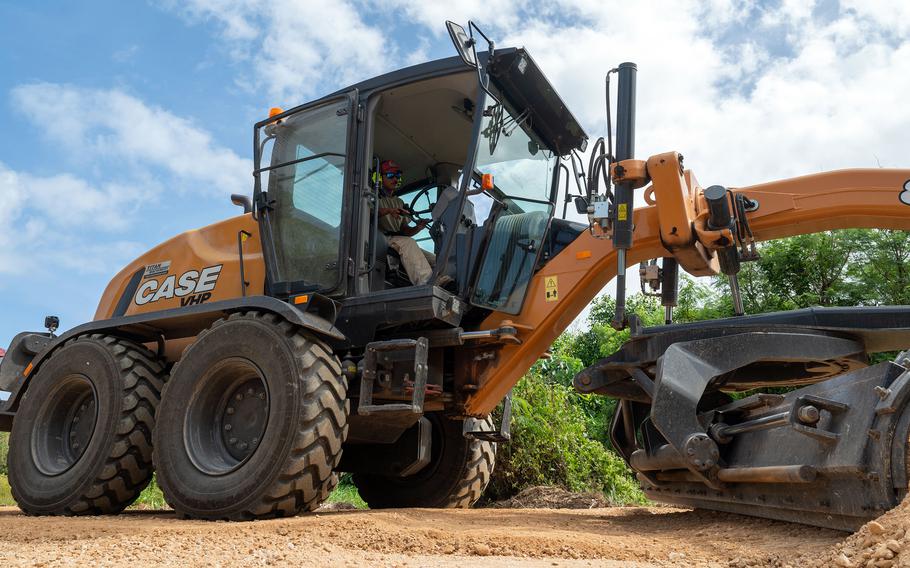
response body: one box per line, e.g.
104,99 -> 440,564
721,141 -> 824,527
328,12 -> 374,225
377,160 -> 437,286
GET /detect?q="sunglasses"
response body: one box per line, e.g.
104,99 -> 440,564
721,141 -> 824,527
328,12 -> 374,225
384,171 -> 402,179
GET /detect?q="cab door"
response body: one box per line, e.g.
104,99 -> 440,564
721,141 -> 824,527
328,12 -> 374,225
253,91 -> 358,298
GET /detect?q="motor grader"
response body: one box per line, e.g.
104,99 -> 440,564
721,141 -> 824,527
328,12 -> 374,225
0,21 -> 908,528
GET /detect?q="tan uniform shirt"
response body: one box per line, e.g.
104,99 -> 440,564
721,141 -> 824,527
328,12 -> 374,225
378,195 -> 406,234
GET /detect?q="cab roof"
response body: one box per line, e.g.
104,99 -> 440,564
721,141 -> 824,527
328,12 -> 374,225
320,47 -> 589,156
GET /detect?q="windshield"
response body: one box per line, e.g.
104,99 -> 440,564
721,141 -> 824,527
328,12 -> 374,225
474,94 -> 557,204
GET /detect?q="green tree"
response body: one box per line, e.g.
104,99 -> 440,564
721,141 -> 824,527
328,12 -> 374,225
851,230 -> 910,305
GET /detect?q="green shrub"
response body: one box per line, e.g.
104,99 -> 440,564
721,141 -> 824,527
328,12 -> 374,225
327,473 -> 368,509
486,368 -> 644,505
0,433 -> 7,476
0,474 -> 13,506
132,475 -> 167,509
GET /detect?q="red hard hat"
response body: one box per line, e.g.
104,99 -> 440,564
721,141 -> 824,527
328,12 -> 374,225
380,160 -> 401,174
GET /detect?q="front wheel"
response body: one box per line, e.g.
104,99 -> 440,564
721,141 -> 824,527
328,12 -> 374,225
8,334 -> 165,515
354,413 -> 496,508
153,312 -> 349,520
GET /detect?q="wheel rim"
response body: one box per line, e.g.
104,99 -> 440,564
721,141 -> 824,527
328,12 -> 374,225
184,357 -> 270,476
31,375 -> 98,476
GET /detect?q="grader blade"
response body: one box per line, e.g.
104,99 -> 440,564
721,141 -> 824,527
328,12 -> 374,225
577,307 -> 910,531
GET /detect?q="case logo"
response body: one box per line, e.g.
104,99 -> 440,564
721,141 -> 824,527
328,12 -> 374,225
901,179 -> 910,206
135,264 -> 223,306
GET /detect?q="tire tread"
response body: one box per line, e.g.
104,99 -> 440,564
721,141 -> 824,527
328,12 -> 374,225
155,311 -> 348,519
11,334 -> 166,515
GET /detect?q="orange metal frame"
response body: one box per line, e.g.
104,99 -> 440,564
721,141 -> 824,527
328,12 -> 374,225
465,153 -> 910,415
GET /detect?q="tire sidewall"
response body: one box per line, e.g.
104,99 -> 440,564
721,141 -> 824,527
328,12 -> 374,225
355,413 -> 488,508
8,339 -> 123,512
154,317 -> 307,516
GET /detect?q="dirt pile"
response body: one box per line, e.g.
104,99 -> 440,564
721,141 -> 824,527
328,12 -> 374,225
803,496 -> 910,568
489,485 -> 612,509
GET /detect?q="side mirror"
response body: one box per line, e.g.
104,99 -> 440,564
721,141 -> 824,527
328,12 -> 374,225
574,196 -> 589,215
446,21 -> 477,67
231,194 -> 252,214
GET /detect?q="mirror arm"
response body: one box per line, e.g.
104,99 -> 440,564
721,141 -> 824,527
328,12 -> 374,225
231,194 -> 252,214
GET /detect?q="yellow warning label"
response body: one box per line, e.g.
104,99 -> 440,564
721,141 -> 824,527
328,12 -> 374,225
544,276 -> 559,302
617,203 -> 628,221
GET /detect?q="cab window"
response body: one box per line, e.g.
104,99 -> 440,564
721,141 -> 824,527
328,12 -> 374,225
268,100 -> 349,291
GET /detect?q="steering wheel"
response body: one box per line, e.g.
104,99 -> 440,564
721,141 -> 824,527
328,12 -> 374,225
407,182 -> 445,224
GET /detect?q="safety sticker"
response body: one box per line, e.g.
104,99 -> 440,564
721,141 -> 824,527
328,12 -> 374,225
617,203 -> 628,221
544,276 -> 559,302
901,180 -> 910,206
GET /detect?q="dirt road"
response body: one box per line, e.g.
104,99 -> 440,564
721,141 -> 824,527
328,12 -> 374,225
0,505 -> 845,567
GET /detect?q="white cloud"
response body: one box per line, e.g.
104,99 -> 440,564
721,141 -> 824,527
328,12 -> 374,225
2,85 -> 251,278
471,0 -> 910,189
112,44 -> 140,63
375,0 -> 531,33
154,0 -> 910,194
11,83 -> 250,197
0,162 -> 147,275
162,0 -> 395,102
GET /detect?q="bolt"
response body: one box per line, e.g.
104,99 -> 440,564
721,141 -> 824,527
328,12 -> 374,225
229,437 -> 237,445
258,392 -> 265,400
580,376 -> 591,386
73,416 -> 80,424
235,393 -> 243,401
247,388 -> 254,396
874,386 -> 891,400
226,407 -> 235,415
251,437 -> 259,446
239,442 -> 248,451
224,424 -> 232,431
72,441 -> 79,449
797,405 -> 821,424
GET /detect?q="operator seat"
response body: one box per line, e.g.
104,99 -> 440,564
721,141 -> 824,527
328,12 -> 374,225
428,163 -> 477,285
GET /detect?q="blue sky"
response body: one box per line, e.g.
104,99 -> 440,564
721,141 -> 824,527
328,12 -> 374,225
1,0 -> 908,347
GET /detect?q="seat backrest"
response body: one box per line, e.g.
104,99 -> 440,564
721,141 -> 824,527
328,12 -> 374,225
432,186 -> 475,238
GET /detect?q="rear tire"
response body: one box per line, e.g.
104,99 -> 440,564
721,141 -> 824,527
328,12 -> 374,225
8,334 -> 164,515
153,311 -> 349,520
354,413 -> 496,508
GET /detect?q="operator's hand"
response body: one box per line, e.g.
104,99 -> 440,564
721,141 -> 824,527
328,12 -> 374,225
378,207 -> 403,218
416,219 -> 430,229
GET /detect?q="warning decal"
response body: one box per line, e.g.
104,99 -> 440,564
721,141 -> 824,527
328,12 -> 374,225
544,276 -> 559,302
617,203 -> 628,221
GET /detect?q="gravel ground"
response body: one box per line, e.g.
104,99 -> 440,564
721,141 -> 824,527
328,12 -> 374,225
0,505 -> 847,567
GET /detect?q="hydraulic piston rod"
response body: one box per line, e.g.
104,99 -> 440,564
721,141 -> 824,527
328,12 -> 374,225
611,62 -> 637,330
